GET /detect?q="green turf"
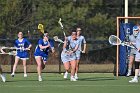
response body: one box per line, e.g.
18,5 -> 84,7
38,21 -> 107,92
0,73 -> 140,93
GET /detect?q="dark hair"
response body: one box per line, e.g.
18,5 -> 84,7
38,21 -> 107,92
44,30 -> 48,34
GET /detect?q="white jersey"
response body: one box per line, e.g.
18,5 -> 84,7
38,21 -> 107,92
129,34 -> 137,54
76,35 -> 86,51
67,36 -> 80,50
135,32 -> 140,61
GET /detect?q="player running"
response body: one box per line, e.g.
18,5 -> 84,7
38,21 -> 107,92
11,32 -> 32,77
61,30 -> 80,81
34,31 -> 55,81
74,27 -> 86,79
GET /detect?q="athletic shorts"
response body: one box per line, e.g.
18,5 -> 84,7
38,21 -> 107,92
34,52 -> 48,62
135,51 -> 140,62
130,49 -> 136,56
61,51 -> 76,63
16,51 -> 29,60
75,50 -> 81,60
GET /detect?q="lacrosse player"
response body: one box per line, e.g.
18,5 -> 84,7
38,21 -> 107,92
61,30 -> 80,81
11,32 -> 32,77
75,27 -> 86,79
34,31 -> 54,81
0,47 -> 6,82
129,25 -> 140,83
126,26 -> 140,76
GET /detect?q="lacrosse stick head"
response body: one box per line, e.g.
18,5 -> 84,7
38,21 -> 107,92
109,35 -> 121,45
53,36 -> 58,41
53,36 -> 64,43
38,24 -> 44,33
58,18 -> 64,29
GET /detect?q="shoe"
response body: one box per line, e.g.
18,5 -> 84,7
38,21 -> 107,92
0,74 -> 6,82
38,76 -> 42,81
11,73 -> 15,77
129,78 -> 138,83
138,73 -> 140,77
63,72 -> 68,79
126,72 -> 131,77
24,74 -> 27,77
70,76 -> 77,81
75,74 -> 78,80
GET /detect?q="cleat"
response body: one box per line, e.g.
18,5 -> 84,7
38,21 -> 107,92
24,74 -> 27,77
126,73 -> 131,77
63,72 -> 68,79
11,73 -> 15,77
0,74 -> 6,82
70,76 -> 77,81
38,76 -> 42,81
129,78 -> 138,83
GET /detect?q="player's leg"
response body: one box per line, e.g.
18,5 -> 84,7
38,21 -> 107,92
0,66 -> 6,82
70,60 -> 77,81
42,56 -> 48,70
139,69 -> 140,76
75,59 -> 80,79
129,61 -> 139,83
61,52 -> 70,79
35,56 -> 42,81
75,51 -> 81,79
11,56 -> 20,77
22,59 -> 27,77
63,62 -> 70,79
126,55 -> 134,76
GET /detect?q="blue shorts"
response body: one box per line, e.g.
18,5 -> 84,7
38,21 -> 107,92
61,51 -> 76,63
34,52 -> 48,62
16,51 -> 29,60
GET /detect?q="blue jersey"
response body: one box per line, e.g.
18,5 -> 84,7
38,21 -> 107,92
34,38 -> 54,57
14,38 -> 31,58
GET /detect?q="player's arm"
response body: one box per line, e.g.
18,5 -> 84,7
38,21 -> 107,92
25,39 -> 32,50
38,39 -> 50,49
49,39 -> 55,53
39,44 -> 50,49
63,37 -> 68,50
82,36 -> 86,53
69,41 -> 79,54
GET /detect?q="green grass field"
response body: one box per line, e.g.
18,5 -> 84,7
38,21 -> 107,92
0,73 -> 140,93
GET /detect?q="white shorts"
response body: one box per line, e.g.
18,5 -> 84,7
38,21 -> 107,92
61,51 -> 76,63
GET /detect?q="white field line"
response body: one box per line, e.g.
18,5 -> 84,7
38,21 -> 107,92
0,84 -> 139,88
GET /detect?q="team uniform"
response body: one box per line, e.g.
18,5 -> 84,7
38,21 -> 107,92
129,35 -> 137,56
14,38 -> 31,60
76,35 -> 86,60
135,32 -> 140,61
126,34 -> 137,76
61,36 -> 80,63
34,38 -> 54,62
129,25 -> 140,83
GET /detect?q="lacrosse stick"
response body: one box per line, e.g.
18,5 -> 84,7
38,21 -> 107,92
53,36 -> 64,47
109,35 -> 138,50
1,47 -> 30,51
0,51 -> 17,55
58,18 -> 66,37
53,36 -> 64,43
